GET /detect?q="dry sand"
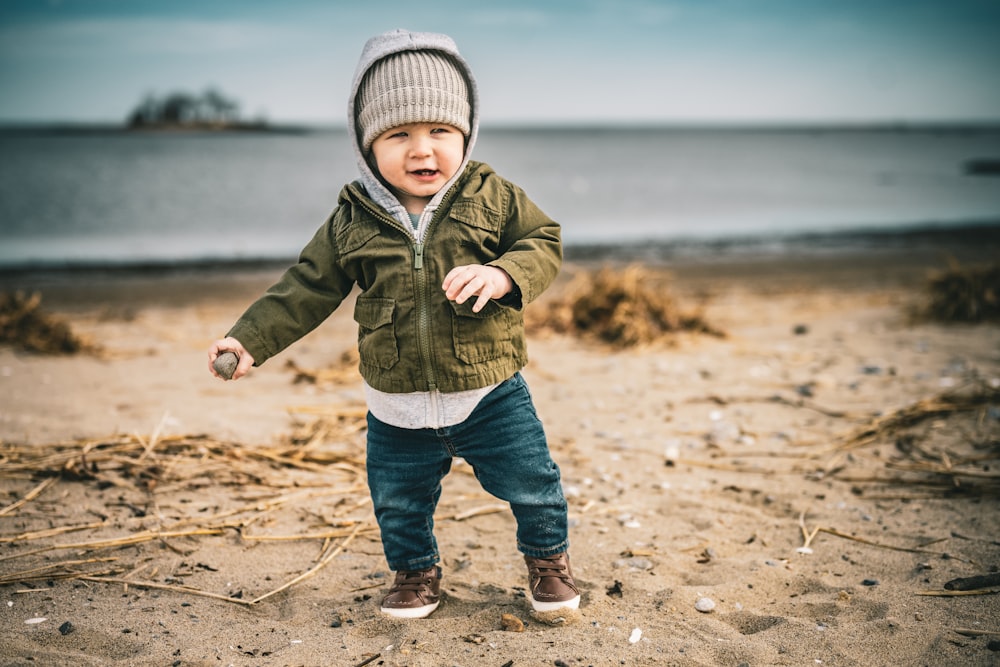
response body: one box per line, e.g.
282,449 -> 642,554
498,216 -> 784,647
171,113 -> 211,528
1,242 -> 999,666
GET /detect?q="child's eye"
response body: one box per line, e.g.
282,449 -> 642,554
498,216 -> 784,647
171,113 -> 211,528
430,127 -> 451,134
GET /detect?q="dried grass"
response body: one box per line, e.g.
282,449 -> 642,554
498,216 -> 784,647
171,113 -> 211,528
0,407 -> 376,604
526,264 -> 724,347
919,261 -> 1000,323
285,347 -> 360,387
819,381 -> 1000,495
0,291 -> 97,354
675,381 -> 1000,497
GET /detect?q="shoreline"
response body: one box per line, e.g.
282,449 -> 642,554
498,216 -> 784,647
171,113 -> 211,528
1,220 -> 997,281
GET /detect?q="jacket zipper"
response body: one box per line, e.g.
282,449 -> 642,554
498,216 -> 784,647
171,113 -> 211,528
355,198 -> 439,393
412,241 -> 438,392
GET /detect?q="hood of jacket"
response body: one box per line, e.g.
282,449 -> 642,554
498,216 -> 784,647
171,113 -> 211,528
347,29 -> 480,233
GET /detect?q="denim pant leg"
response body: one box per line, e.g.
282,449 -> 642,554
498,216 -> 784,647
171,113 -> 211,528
448,373 -> 570,557
366,414 -> 452,572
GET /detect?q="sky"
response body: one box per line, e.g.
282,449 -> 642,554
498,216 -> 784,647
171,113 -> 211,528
1,0 -> 999,126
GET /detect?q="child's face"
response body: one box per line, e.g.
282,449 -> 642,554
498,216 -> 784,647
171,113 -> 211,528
370,122 -> 465,215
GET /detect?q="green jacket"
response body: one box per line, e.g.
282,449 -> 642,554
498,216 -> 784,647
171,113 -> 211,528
228,160 -> 562,393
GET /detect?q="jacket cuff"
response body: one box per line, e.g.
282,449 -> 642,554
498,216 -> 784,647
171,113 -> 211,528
226,321 -> 271,367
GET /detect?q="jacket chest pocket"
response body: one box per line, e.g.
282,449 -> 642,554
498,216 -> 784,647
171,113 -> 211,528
448,202 -> 504,258
353,297 -> 399,370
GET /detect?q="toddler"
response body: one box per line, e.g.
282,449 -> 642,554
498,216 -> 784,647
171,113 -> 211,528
208,28 -> 578,619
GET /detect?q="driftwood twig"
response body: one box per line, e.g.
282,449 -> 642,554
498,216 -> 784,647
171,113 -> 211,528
944,572 -> 1000,591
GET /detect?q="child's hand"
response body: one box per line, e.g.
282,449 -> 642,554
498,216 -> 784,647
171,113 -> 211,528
208,337 -> 255,380
442,265 -> 513,313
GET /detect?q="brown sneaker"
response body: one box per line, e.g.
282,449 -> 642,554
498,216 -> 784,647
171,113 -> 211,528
380,565 -> 442,619
524,552 -> 581,612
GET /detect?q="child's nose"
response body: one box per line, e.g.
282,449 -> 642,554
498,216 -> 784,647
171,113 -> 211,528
409,134 -> 432,156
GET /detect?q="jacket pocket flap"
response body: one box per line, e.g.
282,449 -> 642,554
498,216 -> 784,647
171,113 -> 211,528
353,297 -> 395,328
449,202 -> 502,232
446,296 -> 504,320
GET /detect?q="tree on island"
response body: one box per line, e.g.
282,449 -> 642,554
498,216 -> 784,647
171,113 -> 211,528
126,87 -> 253,129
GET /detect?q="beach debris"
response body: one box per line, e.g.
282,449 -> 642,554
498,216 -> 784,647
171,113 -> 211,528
286,348 -> 360,386
795,383 -> 815,398
628,627 -> 643,643
694,597 -> 716,613
606,580 -> 624,598
707,417 -> 742,446
615,556 -> 654,571
500,612 -> 525,632
351,654 -> 381,667
861,579 -> 879,587
58,621 -> 75,635
530,607 -> 581,626
696,547 -> 717,564
0,408 -> 376,604
461,633 -> 486,644
944,573 -> 1000,591
24,617 -> 47,624
0,291 -> 95,354
664,440 -> 681,465
826,379 -> 1000,491
525,264 -> 723,347
918,261 -> 1000,323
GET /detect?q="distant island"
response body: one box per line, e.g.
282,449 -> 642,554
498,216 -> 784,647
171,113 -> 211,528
126,87 -> 277,132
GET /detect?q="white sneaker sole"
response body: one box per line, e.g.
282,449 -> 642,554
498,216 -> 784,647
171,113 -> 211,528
530,594 -> 581,613
380,600 -> 439,619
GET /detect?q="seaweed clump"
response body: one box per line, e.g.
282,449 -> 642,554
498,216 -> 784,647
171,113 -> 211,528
922,263 -> 1000,323
0,291 -> 90,354
527,264 -> 723,348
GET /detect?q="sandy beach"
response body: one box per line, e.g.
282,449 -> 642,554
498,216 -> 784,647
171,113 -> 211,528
1,237 -> 999,666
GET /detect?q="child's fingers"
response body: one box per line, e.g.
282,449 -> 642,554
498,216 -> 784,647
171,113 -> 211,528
457,273 -> 494,305
442,265 -> 509,311
442,265 -> 475,298
232,353 -> 255,380
471,290 -> 492,312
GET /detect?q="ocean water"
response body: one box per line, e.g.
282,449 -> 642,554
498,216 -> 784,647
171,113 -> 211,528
1,126 -> 999,269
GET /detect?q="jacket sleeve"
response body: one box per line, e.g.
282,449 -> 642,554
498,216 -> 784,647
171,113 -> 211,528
226,216 -> 355,366
487,181 -> 562,309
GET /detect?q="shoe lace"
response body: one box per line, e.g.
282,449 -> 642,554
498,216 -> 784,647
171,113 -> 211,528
391,569 -> 436,593
527,557 -> 571,583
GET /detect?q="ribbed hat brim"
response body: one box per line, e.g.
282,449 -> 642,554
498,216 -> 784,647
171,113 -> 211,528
358,50 -> 471,151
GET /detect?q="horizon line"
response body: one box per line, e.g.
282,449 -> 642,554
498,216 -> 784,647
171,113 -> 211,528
3,118 -> 1000,133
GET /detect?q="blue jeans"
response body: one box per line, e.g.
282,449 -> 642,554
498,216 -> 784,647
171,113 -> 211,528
366,373 -> 569,571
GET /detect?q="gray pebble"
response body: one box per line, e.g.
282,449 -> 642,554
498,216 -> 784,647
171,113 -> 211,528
213,352 -> 239,380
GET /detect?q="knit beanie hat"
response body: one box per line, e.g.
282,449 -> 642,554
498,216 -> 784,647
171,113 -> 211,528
357,50 -> 471,151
